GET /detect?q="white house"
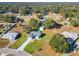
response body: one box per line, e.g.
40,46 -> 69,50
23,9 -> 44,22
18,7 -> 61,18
29,31 -> 42,40
61,31 -> 79,40
2,32 -> 20,40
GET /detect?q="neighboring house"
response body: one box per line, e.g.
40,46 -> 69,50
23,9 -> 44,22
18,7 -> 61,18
61,31 -> 78,40
61,31 -> 79,44
29,31 -> 42,40
5,12 -> 17,14
39,16 -> 46,22
2,32 -> 20,40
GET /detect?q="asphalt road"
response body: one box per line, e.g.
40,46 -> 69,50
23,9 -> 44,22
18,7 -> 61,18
0,48 -> 32,56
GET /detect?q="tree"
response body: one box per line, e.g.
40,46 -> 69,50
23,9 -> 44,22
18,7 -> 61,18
49,34 -> 70,53
29,18 -> 38,30
26,26 -> 32,34
0,15 -> 16,23
70,20 -> 79,27
19,6 -> 30,15
43,19 -> 55,29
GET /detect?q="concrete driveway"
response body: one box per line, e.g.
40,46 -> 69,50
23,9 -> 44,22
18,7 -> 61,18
17,37 -> 32,51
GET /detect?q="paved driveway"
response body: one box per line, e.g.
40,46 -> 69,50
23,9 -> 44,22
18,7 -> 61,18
17,37 -> 32,51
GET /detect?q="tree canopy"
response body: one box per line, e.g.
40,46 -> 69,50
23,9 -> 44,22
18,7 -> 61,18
0,15 -> 16,23
29,18 -> 38,30
70,20 -> 79,27
49,34 -> 70,53
43,19 -> 55,29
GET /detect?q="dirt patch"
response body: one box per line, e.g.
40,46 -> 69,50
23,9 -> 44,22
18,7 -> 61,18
11,23 -> 26,35
70,51 -> 79,56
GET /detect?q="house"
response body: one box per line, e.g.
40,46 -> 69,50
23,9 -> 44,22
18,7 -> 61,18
61,31 -> 78,40
29,31 -> 42,40
61,31 -> 79,44
2,32 -> 20,40
67,38 -> 74,44
39,16 -> 46,22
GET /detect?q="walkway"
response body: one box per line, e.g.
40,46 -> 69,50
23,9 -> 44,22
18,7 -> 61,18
17,37 -> 32,51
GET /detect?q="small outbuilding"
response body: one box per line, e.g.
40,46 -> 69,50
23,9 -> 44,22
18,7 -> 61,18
39,16 -> 46,22
39,26 -> 45,31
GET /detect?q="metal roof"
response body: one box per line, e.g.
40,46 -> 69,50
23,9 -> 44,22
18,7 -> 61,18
29,31 -> 41,39
2,32 -> 19,40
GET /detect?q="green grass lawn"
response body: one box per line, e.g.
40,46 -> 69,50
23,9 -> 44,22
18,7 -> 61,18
24,39 -> 45,54
10,34 -> 28,49
24,29 -> 54,54
0,28 -> 4,33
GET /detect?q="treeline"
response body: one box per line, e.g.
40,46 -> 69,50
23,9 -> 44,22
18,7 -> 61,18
0,15 -> 16,23
0,2 -> 79,18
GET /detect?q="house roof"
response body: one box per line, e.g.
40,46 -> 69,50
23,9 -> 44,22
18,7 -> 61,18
2,32 -> 19,40
61,31 -> 78,40
39,16 -> 46,22
29,31 -> 41,38
67,38 -> 74,44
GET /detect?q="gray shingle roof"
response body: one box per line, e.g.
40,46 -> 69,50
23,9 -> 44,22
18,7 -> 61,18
29,31 -> 41,39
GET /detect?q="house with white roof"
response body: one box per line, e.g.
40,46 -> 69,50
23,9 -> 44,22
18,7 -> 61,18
61,31 -> 79,40
2,32 -> 20,40
29,31 -> 42,40
61,31 -> 79,44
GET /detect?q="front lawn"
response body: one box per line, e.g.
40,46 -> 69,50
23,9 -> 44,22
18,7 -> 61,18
24,29 -> 54,54
24,39 -> 44,54
10,34 -> 28,49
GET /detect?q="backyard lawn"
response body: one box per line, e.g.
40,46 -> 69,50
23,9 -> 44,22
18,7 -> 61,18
10,34 -> 28,49
24,29 -> 54,54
